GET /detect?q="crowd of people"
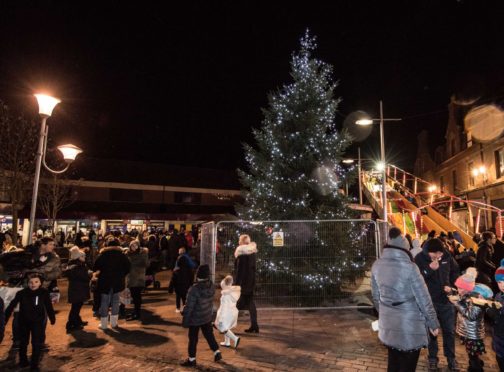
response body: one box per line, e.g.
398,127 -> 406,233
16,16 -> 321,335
373,226 -> 504,372
0,227 -> 259,371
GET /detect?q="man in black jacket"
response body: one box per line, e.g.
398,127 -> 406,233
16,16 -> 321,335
415,238 -> 460,371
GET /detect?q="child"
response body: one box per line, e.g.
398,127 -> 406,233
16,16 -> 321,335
488,260 -> 504,371
215,275 -> 241,348
63,246 -> 91,333
181,264 -> 222,367
5,273 -> 56,371
451,268 -> 486,372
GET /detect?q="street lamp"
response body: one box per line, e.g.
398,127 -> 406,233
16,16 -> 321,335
28,94 -> 83,245
355,100 -> 401,223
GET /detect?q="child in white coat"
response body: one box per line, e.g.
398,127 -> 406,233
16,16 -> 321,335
215,275 -> 241,348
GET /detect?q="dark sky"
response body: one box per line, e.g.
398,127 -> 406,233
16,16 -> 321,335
1,0 -> 504,172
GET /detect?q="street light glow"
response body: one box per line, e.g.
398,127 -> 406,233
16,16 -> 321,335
478,165 -> 486,174
57,144 -> 83,163
34,93 -> 61,117
376,161 -> 385,171
428,185 -> 437,192
342,159 -> 354,164
355,118 -> 374,126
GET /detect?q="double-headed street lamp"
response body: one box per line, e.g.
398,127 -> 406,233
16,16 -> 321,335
28,94 -> 83,245
355,100 -> 401,223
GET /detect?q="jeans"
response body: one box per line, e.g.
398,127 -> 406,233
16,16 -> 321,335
100,289 -> 120,318
428,302 -> 456,363
188,323 -> 219,358
68,302 -> 83,327
387,348 -> 420,372
130,287 -> 142,315
176,290 -> 187,310
19,319 -> 45,368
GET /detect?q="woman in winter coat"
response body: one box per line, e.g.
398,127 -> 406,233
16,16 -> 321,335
234,234 -> 259,333
476,231 -> 497,290
93,238 -> 131,330
372,227 -> 440,372
63,247 -> 91,333
125,240 -> 149,320
215,275 -> 241,348
169,247 -> 195,312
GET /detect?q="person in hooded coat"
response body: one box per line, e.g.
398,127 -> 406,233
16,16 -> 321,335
372,227 -> 440,372
215,275 -> 241,348
234,234 -> 259,333
169,247 -> 195,313
125,240 -> 149,320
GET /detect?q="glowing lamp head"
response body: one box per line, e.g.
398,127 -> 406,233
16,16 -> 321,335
57,144 -> 82,163
342,159 -> 354,164
472,168 -> 479,177
355,118 -> 374,126
34,94 -> 61,117
478,165 -> 486,174
428,185 -> 437,193
375,161 -> 385,171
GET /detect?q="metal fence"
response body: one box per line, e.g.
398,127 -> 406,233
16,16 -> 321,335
200,219 -> 379,309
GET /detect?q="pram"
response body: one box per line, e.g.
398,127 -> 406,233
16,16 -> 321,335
145,258 -> 161,289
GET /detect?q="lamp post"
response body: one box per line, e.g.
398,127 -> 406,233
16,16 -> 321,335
355,100 -> 401,224
28,94 -> 83,245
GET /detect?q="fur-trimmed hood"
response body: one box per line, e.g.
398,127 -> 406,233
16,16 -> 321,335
99,246 -> 124,254
234,242 -> 257,258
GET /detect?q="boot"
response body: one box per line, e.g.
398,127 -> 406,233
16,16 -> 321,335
98,317 -> 108,330
110,314 -> 119,328
220,335 -> 230,347
225,330 -> 240,349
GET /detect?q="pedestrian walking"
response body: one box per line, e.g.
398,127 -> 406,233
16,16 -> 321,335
415,237 -> 460,371
234,234 -> 259,333
63,247 -> 91,333
181,264 -> 222,367
125,240 -> 149,321
169,247 -> 195,313
5,273 -> 56,371
372,227 -> 440,372
215,275 -> 241,349
93,238 -> 131,330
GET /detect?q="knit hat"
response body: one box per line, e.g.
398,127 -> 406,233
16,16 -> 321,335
196,264 -> 210,280
495,258 -> 504,282
69,246 -> 85,260
473,283 -> 493,300
455,267 -> 477,291
427,238 -> 444,253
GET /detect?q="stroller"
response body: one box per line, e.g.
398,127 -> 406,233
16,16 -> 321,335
145,258 -> 161,289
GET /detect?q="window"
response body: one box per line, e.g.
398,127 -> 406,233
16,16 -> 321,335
440,176 -> 445,192
452,170 -> 458,193
109,188 -> 143,202
174,192 -> 201,204
468,162 -> 475,187
496,149 -> 504,179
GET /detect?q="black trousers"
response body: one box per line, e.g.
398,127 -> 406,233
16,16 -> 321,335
68,302 -> 83,327
497,355 -> 504,371
387,348 -> 420,372
92,289 -> 101,313
130,287 -> 142,315
238,294 -> 258,328
188,323 -> 219,358
428,302 -> 456,362
19,319 -> 45,368
176,291 -> 187,309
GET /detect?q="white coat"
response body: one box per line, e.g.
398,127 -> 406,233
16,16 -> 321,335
215,283 -> 241,332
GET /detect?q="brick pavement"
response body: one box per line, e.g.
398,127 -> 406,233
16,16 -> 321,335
0,271 -> 500,371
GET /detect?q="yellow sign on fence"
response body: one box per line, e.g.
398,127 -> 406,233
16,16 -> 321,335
272,231 -> 284,247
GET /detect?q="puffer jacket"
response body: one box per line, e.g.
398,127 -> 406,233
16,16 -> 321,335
32,252 -> 62,289
126,248 -> 149,288
182,279 -> 215,327
454,293 -> 485,340
372,245 -> 440,351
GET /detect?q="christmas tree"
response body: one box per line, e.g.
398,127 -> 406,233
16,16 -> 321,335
236,30 -> 354,220
229,32 -> 371,307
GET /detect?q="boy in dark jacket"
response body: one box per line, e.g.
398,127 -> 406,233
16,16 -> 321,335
5,273 -> 56,371
181,264 -> 221,367
63,247 -> 91,333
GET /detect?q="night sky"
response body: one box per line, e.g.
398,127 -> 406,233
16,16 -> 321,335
1,1 -> 504,172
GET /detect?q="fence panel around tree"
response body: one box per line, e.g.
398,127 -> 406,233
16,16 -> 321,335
208,220 -> 379,309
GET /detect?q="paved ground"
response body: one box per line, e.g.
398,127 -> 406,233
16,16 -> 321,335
0,271 -> 500,371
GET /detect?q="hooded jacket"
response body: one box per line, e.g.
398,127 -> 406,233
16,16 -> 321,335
63,259 -> 90,303
215,281 -> 241,332
234,242 -> 257,295
93,246 -> 131,294
415,246 -> 459,304
372,243 -> 440,351
126,248 -> 149,288
182,279 -> 215,327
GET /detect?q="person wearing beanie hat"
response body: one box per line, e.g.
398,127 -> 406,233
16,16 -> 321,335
496,259 -> 504,283
489,259 -> 504,370
181,264 -> 222,367
450,267 -> 487,371
63,246 -> 91,333
415,237 -> 460,371
372,227 -> 440,372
